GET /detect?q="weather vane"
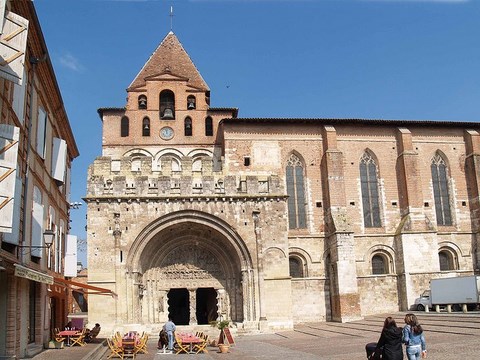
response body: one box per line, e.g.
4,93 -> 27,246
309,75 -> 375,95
170,5 -> 174,31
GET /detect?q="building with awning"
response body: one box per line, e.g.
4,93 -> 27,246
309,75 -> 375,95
0,1 -> 79,358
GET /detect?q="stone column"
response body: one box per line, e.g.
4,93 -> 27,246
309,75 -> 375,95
321,125 -> 362,322
113,213 -> 122,324
188,289 -> 197,325
252,210 -> 268,329
241,268 -> 255,322
464,130 -> 480,272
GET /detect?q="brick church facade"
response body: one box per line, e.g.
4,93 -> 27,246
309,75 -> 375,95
86,31 -> 480,333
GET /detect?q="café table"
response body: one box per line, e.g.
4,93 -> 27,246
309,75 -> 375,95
179,333 -> 204,354
58,330 -> 79,346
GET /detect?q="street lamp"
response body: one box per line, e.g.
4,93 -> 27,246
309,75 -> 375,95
18,229 -> 55,249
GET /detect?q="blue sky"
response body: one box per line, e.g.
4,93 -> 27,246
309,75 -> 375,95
33,0 -> 480,266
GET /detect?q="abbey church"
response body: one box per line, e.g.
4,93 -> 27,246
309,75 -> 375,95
86,31 -> 480,333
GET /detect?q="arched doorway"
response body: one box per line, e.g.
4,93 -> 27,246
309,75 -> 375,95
127,210 -> 255,327
196,288 -> 218,325
168,288 -> 189,325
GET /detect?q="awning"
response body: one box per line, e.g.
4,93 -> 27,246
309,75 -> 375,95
54,277 -> 118,299
14,264 -> 53,285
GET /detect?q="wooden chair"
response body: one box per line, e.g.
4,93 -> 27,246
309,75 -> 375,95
107,338 -> 124,359
133,333 -> 148,355
52,328 -> 65,343
122,338 -> 136,359
194,337 -> 208,354
70,328 -> 86,346
174,334 -> 190,354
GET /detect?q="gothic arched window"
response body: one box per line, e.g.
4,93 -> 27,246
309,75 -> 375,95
205,116 -> 213,136
360,152 -> 381,227
142,117 -> 150,137
160,90 -> 175,119
286,153 -> 306,229
431,153 -> 452,226
184,117 -> 192,136
120,116 -> 129,137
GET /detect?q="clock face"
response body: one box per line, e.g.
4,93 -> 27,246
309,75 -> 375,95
160,126 -> 174,140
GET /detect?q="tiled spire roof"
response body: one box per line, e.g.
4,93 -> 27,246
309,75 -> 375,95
128,31 -> 209,92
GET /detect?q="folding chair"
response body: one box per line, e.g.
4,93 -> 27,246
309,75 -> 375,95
133,333 -> 148,355
194,337 -> 208,354
122,338 -> 136,359
107,338 -> 124,359
52,328 -> 65,343
70,328 -> 86,346
174,334 -> 190,354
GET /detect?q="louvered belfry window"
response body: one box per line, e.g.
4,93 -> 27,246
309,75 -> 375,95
431,153 -> 452,226
286,154 -> 306,229
360,152 -> 381,227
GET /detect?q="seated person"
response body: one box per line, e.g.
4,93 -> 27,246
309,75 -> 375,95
85,323 -> 101,343
158,329 -> 169,350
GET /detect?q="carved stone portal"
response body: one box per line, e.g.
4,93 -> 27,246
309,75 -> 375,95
141,243 -> 229,324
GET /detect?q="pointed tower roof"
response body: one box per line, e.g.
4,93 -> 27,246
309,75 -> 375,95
128,31 -> 209,92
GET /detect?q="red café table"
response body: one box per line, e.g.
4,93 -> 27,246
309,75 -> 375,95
179,334 -> 204,354
58,330 -> 79,346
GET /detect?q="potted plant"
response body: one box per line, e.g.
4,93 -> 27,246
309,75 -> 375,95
210,320 -> 230,353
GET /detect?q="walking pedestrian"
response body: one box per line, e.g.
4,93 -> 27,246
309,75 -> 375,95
403,313 -> 427,359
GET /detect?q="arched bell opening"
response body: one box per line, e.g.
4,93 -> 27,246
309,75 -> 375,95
128,210 -> 254,327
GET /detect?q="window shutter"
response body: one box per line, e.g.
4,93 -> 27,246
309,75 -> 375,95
0,0 -> 6,33
0,9 -> 28,85
51,137 -> 67,182
36,108 -> 46,158
31,186 -> 44,257
12,68 -> 26,123
3,174 -> 20,242
65,166 -> 71,203
0,124 -> 19,233
64,234 -> 78,277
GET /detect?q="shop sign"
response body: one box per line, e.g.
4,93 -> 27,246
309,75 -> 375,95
14,264 -> 53,285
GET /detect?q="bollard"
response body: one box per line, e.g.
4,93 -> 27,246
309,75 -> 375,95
435,304 -> 440,313
462,304 -> 468,313
425,305 -> 429,313
447,304 -> 452,313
